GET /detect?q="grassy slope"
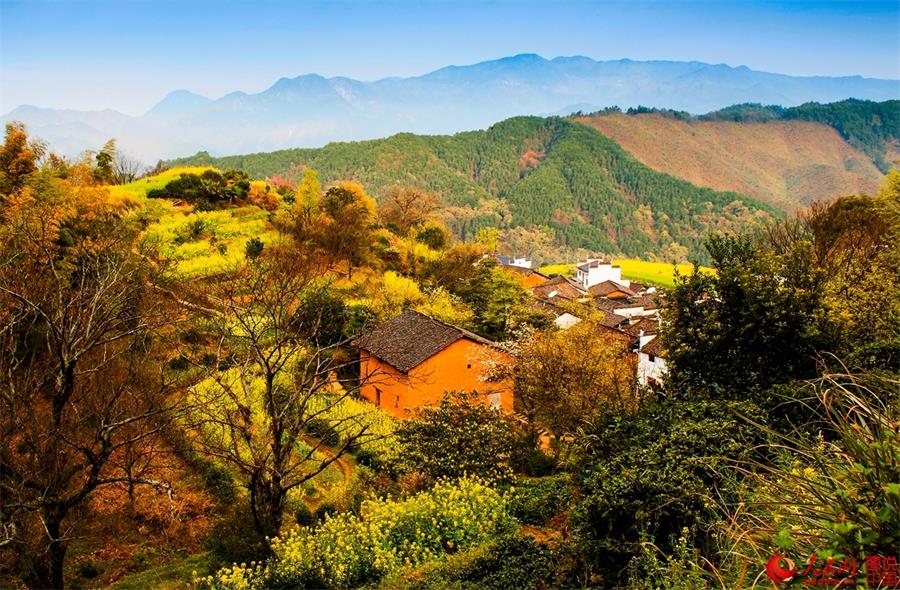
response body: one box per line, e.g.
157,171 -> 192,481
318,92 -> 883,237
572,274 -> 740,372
541,259 -> 713,288
117,167 -> 284,278
110,553 -> 209,590
576,113 -> 883,212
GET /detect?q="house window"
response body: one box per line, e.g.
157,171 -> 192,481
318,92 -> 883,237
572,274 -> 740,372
648,354 -> 655,363
375,388 -> 382,406
395,395 -> 400,408
487,392 -> 501,409
466,363 -> 472,369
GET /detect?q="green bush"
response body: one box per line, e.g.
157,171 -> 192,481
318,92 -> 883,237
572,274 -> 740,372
571,399 -> 768,584
203,503 -> 269,571
509,474 -> 571,526
76,561 -> 101,579
509,428 -> 557,476
203,463 -> 237,504
314,501 -> 339,523
244,236 -> 264,260
293,503 -> 315,527
383,536 -> 561,590
305,418 -> 341,447
398,390 -> 514,483
728,372 -> 900,564
626,530 -> 713,590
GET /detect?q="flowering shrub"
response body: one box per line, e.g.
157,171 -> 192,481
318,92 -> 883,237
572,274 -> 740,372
306,393 -> 404,467
196,476 -> 517,589
140,206 -> 281,277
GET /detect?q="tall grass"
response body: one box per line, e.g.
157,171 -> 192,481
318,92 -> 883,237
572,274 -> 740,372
712,371 -> 899,588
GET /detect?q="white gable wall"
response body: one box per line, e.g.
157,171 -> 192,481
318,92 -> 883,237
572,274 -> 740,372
576,259 -> 630,289
637,352 -> 667,386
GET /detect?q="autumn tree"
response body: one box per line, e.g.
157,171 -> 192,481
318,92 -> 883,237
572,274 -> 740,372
112,150 -> 145,184
190,249 -> 378,540
509,320 -> 637,458
364,270 -> 473,326
93,138 -> 117,184
378,185 -> 439,233
499,225 -> 554,267
319,181 -> 377,277
475,226 -> 501,254
281,168 -> 322,242
0,122 -> 45,199
0,170 -> 178,589
798,182 -> 899,364
421,242 -> 485,287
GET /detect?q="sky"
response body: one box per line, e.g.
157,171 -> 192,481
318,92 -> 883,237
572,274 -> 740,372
1,0 -> 898,115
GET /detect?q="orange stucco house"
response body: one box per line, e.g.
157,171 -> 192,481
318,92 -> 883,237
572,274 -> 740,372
358,310 -> 513,418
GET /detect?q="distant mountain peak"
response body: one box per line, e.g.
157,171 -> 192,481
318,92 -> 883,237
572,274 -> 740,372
147,90 -> 212,116
268,73 -> 331,92
505,53 -> 545,62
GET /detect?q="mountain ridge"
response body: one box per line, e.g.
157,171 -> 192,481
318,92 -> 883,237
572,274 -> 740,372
4,54 -> 898,161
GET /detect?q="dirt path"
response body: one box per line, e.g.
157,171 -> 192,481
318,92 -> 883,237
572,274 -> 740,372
299,434 -> 355,510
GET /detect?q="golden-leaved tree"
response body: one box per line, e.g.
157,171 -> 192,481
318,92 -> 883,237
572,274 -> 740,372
505,319 -> 637,459
0,128 -> 179,589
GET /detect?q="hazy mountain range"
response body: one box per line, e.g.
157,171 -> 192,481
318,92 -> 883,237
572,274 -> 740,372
4,54 -> 898,161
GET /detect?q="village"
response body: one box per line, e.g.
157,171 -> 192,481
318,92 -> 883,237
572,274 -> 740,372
356,256 -> 666,420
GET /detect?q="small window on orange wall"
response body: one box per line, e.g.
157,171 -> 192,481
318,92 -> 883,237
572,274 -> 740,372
395,395 -> 400,408
375,388 -> 382,406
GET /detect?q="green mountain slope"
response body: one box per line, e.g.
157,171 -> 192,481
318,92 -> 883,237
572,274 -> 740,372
169,116 -> 774,263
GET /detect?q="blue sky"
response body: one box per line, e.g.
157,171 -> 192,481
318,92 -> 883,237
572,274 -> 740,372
1,0 -> 898,115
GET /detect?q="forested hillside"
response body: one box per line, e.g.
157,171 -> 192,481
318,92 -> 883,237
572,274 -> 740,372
169,117 -> 772,263
579,113 -> 884,211
703,99 -> 900,171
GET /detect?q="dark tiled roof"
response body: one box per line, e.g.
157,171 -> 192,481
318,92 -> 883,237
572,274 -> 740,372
634,293 -> 660,310
532,276 -> 586,300
532,299 -> 572,318
359,310 -> 495,373
593,298 -> 633,313
588,280 -> 636,297
641,335 -> 664,357
624,317 -> 659,336
599,311 -> 629,328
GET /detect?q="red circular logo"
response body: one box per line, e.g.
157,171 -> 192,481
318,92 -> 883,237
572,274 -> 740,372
766,554 -> 797,584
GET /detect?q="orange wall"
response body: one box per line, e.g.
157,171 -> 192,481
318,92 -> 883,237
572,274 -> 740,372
359,351 -> 409,416
359,339 -> 513,419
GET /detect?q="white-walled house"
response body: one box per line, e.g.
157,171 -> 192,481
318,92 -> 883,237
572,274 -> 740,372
497,255 -> 533,269
576,259 -> 630,289
637,336 -> 667,387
